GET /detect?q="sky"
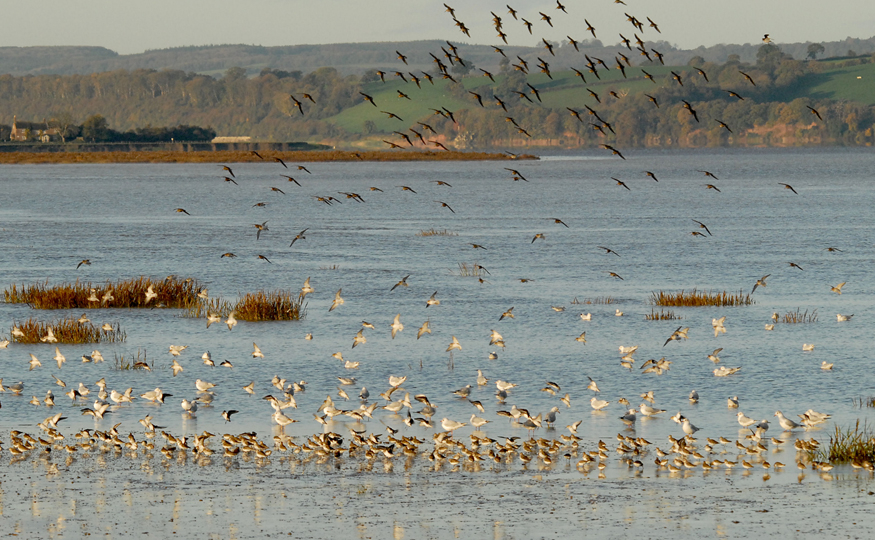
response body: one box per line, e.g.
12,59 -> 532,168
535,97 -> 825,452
7,0 -> 874,55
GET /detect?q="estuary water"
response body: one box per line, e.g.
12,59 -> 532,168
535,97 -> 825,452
0,148 -> 874,538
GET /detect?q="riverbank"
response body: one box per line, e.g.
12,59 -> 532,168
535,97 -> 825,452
0,149 -> 537,164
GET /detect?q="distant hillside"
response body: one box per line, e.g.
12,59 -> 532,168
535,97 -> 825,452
1,36 -> 874,77
0,45 -> 872,149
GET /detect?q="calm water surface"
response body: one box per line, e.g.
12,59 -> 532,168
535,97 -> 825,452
0,148 -> 873,538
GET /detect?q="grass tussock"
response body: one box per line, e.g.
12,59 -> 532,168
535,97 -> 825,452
572,296 -> 616,305
782,308 -> 818,324
112,349 -> 151,371
234,290 -> 306,321
417,228 -> 458,237
0,150 -> 535,165
645,309 -> 682,321
5,276 -> 203,310
183,297 -> 234,319
12,317 -> 125,344
455,262 -> 488,278
650,289 -> 753,307
853,397 -> 875,409
183,290 -> 306,321
813,421 -> 875,464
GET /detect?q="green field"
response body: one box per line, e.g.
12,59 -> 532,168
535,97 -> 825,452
326,64 -> 693,134
779,61 -> 875,105
326,60 -> 874,135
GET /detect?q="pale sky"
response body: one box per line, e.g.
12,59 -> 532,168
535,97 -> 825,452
8,0 -> 874,54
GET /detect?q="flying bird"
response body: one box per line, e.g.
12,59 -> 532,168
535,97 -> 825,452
329,289 -> 344,312
751,274 -> 771,294
391,275 -> 411,291
289,228 -> 308,247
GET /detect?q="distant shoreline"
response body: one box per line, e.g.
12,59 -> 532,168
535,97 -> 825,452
0,149 -> 537,164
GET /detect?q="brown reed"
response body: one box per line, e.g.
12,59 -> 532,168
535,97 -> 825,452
650,289 -> 753,307
572,296 -> 616,305
11,316 -> 125,344
455,262 -> 487,277
417,228 -> 459,237
111,349 -> 151,371
4,276 -> 203,309
233,290 -> 306,321
645,308 -> 682,321
182,297 -> 234,319
781,308 -> 818,323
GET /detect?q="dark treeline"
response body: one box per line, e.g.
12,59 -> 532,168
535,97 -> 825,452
0,66 -> 360,142
0,44 -> 873,147
436,48 -> 875,147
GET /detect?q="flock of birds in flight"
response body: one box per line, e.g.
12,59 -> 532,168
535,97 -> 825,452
0,2 -> 862,481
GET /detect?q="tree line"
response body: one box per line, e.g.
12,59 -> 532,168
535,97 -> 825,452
0,45 -> 872,148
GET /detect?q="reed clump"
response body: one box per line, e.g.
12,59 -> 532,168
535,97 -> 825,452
813,421 -> 875,464
852,397 -> 875,408
645,309 -> 681,321
650,289 -> 753,307
5,276 -> 203,310
234,290 -> 305,321
455,262 -> 488,277
112,349 -> 151,371
572,296 -> 616,305
417,228 -> 458,237
782,308 -> 817,323
183,297 -> 234,319
11,317 -> 125,344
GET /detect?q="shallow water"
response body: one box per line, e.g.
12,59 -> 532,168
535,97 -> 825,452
0,148 -> 873,538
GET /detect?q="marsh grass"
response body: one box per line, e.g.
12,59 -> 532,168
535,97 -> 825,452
417,228 -> 458,237
650,289 -> 753,307
12,316 -> 125,344
812,420 -> 875,464
781,308 -> 818,323
182,290 -> 306,321
5,276 -> 203,310
853,397 -> 875,408
645,309 -> 682,321
112,349 -> 151,371
572,296 -> 616,305
183,297 -> 234,319
455,262 -> 487,277
234,290 -> 306,321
